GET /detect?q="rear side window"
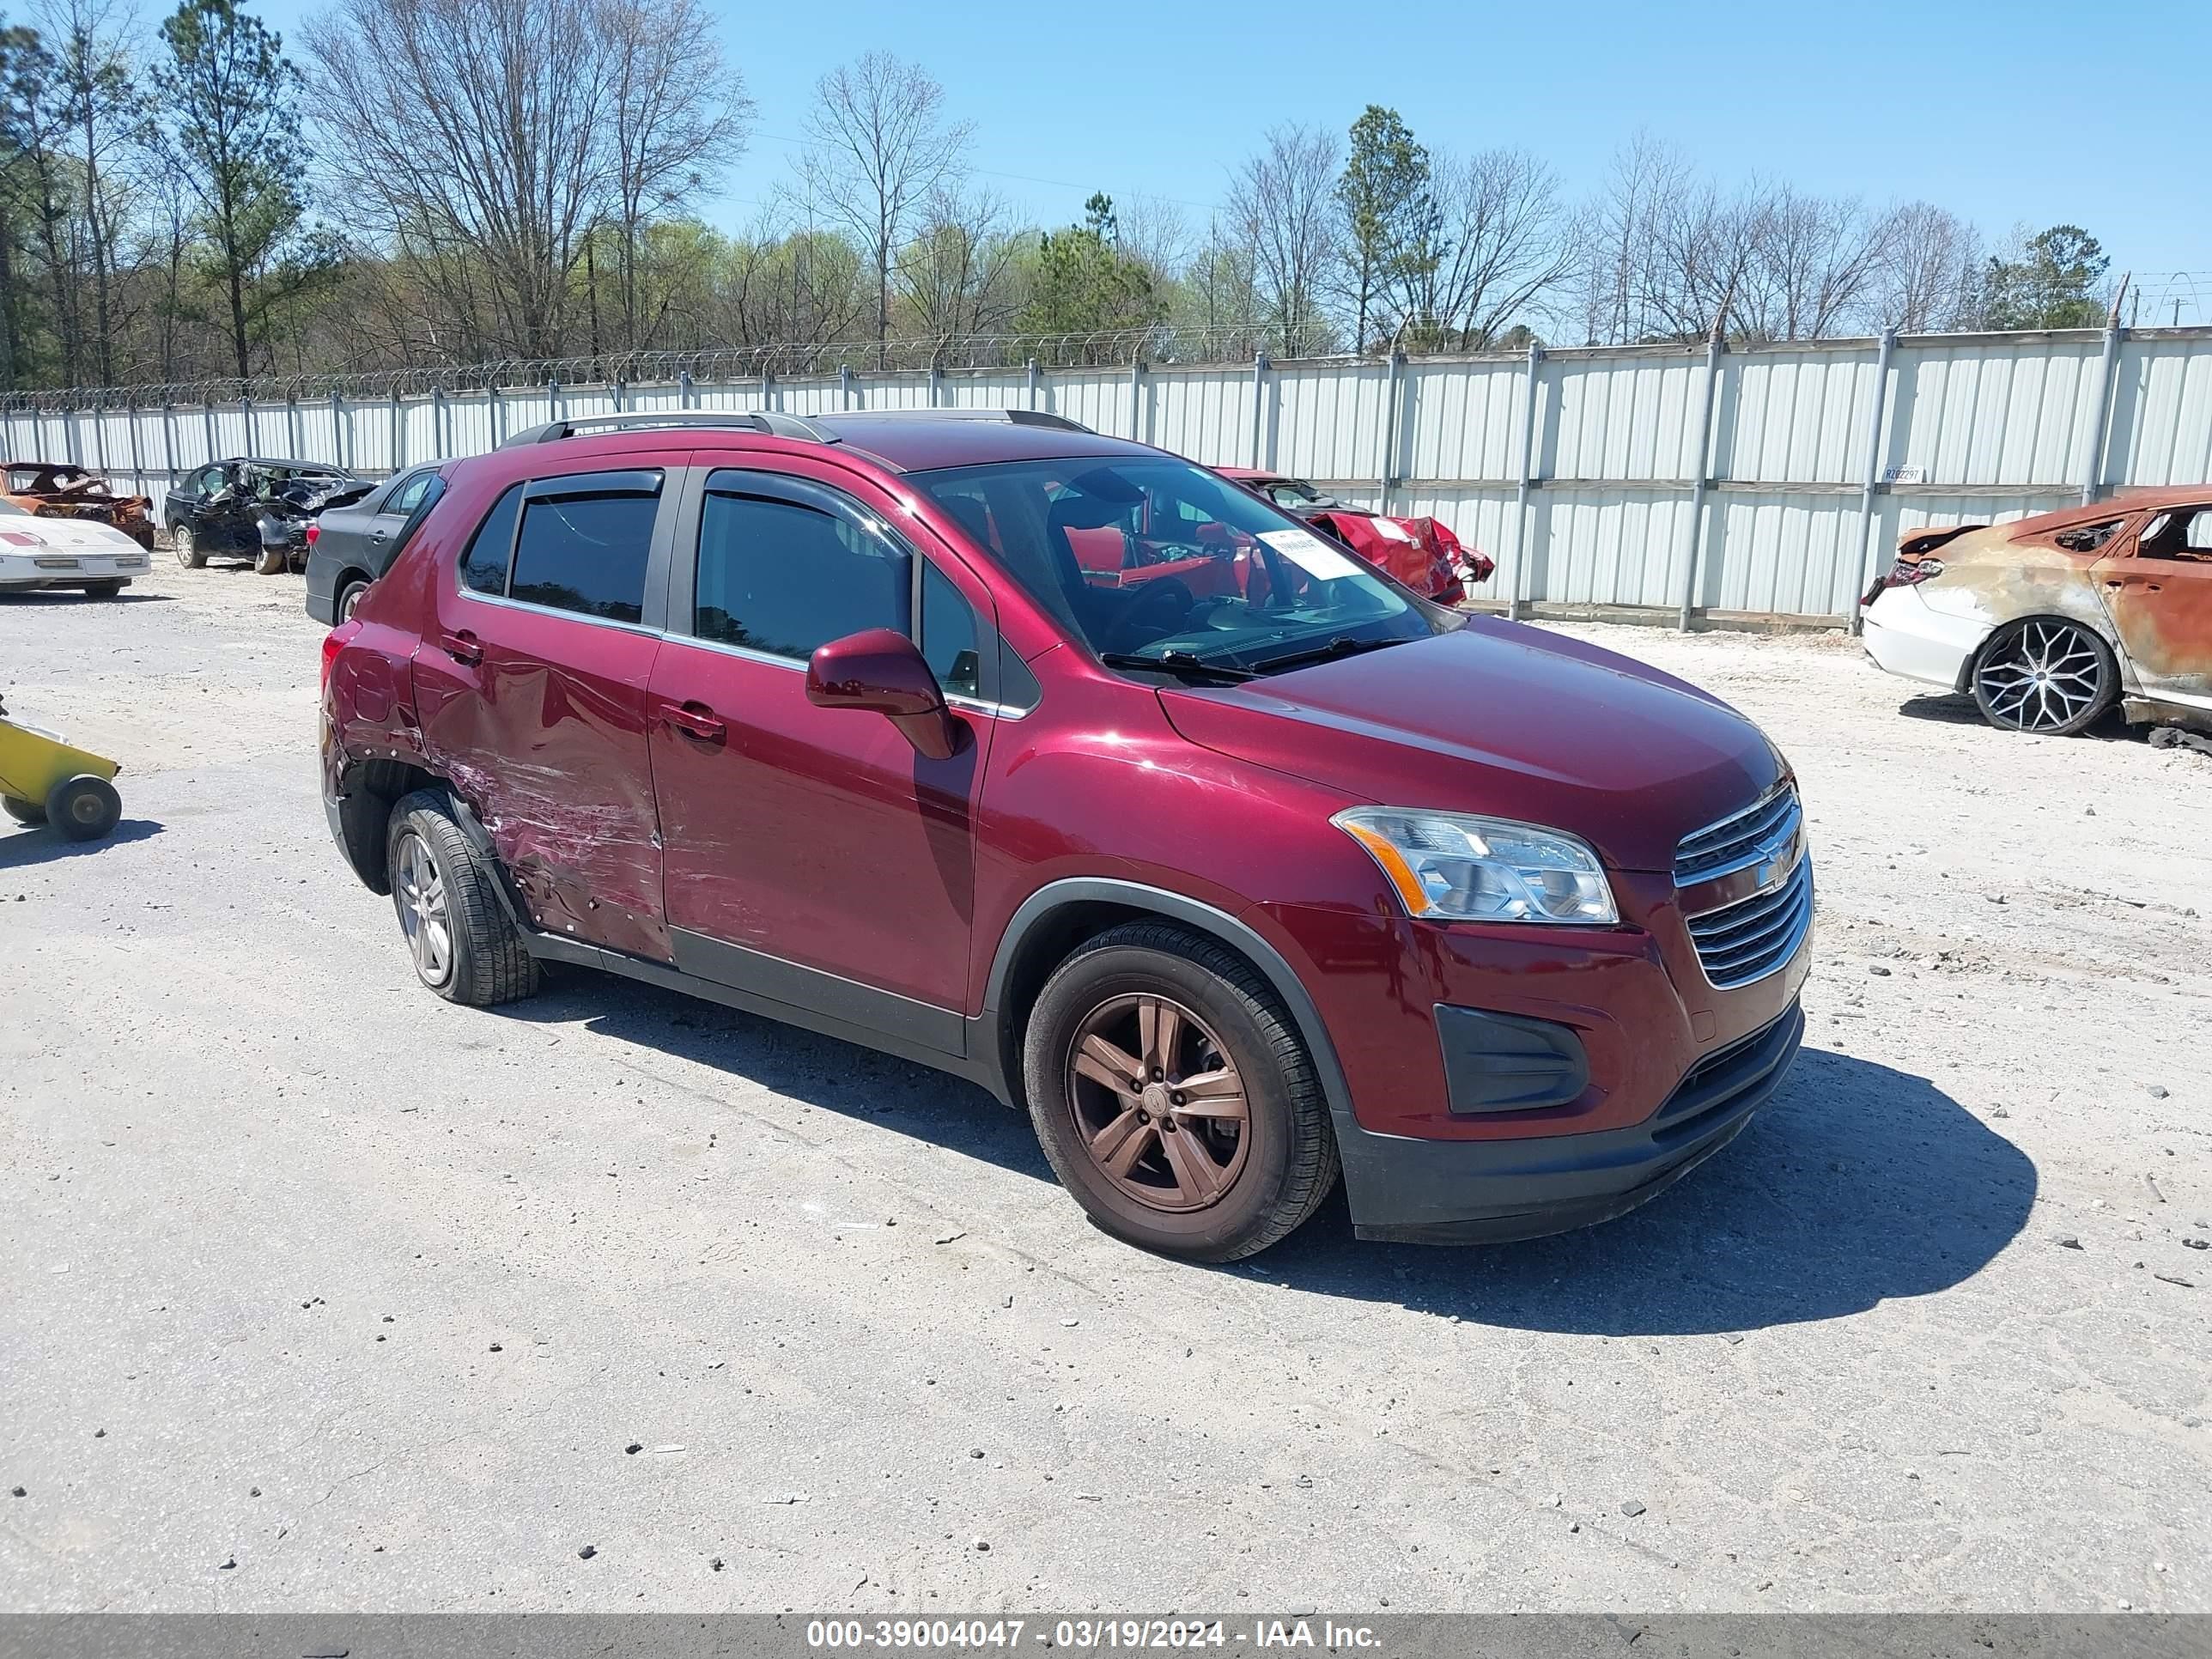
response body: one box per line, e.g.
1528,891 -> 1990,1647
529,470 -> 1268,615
459,484 -> 522,595
695,492 -> 909,659
511,491 -> 657,623
388,470 -> 437,515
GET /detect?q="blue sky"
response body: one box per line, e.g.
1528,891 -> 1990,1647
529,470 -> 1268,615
259,0 -> 2212,310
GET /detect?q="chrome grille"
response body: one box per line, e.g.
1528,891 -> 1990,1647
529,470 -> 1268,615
1683,858 -> 1813,988
1675,782 -> 1812,988
1674,782 -> 1800,884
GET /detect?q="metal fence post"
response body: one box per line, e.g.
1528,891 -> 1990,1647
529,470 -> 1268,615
1129,356 -> 1143,441
241,392 -> 257,455
2080,320 -> 2125,505
840,365 -> 854,410
390,389 -> 404,469
678,368 -> 694,410
1377,351 -> 1406,514
286,391 -> 301,459
1848,330 -> 1899,634
431,384 -> 447,458
331,390 -> 347,473
612,377 -> 626,415
1250,353 -> 1269,468
764,368 -> 777,411
125,396 -> 143,495
1026,357 -> 1040,410
489,383 -> 504,447
1506,342 -> 1544,622
89,392 -> 107,475
202,400 -> 216,465
927,363 -> 940,409
1675,334 -> 1725,632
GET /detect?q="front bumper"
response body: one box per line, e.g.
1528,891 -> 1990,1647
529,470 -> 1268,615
1341,1001 -> 1803,1242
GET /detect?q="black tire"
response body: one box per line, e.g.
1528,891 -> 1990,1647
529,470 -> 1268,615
46,774 -> 120,842
254,540 -> 289,575
173,522 -> 205,568
80,580 -> 125,598
336,576 -> 371,621
384,788 -> 539,1006
1022,921 -> 1339,1261
3,794 -> 46,826
1971,617 -> 2118,736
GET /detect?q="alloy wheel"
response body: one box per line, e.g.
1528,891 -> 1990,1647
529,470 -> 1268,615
1065,993 -> 1249,1212
393,830 -> 452,985
1974,620 -> 2110,732
171,525 -> 194,568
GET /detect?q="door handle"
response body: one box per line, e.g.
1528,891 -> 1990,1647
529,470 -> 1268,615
439,629 -> 482,665
660,699 -> 726,742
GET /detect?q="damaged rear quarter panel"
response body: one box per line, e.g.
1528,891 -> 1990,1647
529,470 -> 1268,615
1915,521 -> 2124,669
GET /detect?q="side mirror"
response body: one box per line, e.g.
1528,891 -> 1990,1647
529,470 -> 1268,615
805,628 -> 963,761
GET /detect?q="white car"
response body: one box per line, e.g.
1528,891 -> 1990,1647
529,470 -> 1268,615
1862,489 -> 2212,736
0,496 -> 154,596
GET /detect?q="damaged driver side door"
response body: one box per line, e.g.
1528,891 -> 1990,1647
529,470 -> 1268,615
409,466 -> 674,962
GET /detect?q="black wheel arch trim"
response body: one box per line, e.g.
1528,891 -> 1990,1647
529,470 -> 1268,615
975,878 -> 1379,1202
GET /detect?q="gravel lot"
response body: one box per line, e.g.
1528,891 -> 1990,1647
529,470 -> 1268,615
2,567 -> 2207,1614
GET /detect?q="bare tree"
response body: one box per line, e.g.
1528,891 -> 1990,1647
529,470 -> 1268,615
892,182 -> 1017,351
306,0 -> 626,360
1731,185 -> 1897,341
1561,132 -> 1692,345
1394,147 -> 1569,349
1226,123 -> 1340,354
1177,213 -> 1258,335
600,0 -> 750,351
1869,202 -> 1984,332
792,52 -> 970,367
1114,191 -> 1192,288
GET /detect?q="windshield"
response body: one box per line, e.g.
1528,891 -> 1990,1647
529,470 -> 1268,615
909,455 -> 1455,674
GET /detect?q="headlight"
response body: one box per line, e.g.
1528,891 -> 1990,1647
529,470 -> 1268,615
1333,807 -> 1618,926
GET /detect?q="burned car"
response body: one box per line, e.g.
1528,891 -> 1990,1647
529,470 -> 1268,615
1216,467 -> 1492,604
3,462 -> 156,550
1862,487 -> 2212,736
163,458 -> 372,575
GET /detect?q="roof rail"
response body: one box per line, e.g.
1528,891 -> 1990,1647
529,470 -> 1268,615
498,410 -> 836,448
820,408 -> 1092,433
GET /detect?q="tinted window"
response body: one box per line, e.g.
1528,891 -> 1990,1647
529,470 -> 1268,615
459,483 -> 522,596
695,492 -> 908,659
921,561 -> 981,697
510,491 -> 656,623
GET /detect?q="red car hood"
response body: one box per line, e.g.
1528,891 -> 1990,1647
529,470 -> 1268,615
1158,617 -> 1783,873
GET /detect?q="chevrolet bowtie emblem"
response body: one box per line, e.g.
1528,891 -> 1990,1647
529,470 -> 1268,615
1752,824 -> 1802,896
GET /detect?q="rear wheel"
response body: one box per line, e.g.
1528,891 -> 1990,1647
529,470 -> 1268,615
3,794 -> 46,826
336,576 -> 370,621
172,522 -> 204,568
80,580 -> 125,598
384,789 -> 539,1006
1972,617 -> 2117,736
254,540 -> 289,575
46,775 -> 120,841
1023,922 -> 1339,1261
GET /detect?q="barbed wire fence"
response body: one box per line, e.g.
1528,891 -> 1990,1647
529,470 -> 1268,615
0,321 -> 1353,413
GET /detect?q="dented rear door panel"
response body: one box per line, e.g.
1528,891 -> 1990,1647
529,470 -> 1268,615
409,471 -> 677,962
2094,507 -> 2212,712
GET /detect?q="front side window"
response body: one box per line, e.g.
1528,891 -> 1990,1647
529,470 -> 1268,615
908,454 -> 1455,676
921,560 -> 981,697
2139,507 -> 2212,562
694,491 -> 908,659
509,489 -> 656,623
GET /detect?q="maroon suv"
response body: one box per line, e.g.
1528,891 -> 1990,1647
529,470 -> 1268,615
319,409 -> 1811,1261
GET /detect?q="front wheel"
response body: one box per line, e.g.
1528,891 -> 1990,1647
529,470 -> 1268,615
384,790 -> 540,1006
172,522 -> 204,568
1972,618 -> 2118,736
1022,922 -> 1339,1261
255,540 -> 289,575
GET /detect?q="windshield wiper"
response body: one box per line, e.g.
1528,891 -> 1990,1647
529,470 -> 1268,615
1249,635 -> 1411,675
1098,650 -> 1256,684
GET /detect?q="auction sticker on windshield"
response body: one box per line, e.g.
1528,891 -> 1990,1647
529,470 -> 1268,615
1259,527 -> 1362,580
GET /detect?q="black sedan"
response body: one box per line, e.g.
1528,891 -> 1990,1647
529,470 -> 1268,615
164,459 -> 372,575
303,463 -> 447,623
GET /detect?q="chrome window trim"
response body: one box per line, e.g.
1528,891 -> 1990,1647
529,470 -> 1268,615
662,630 -> 1025,717
453,586 -> 661,638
